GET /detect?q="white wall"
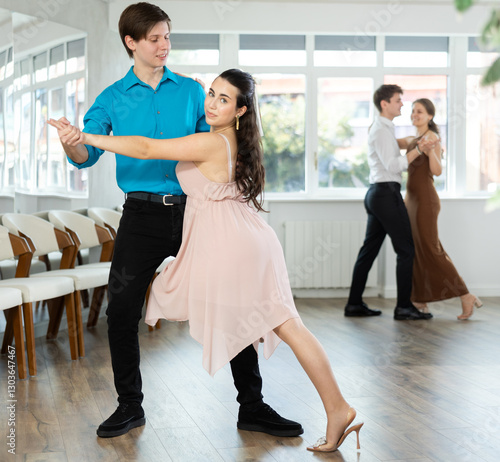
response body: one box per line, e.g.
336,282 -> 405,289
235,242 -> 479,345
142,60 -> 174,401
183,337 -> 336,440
110,1 -> 491,35
1,0 -> 498,299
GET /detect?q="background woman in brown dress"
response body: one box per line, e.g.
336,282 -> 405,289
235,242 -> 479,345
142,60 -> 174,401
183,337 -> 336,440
402,98 -> 482,320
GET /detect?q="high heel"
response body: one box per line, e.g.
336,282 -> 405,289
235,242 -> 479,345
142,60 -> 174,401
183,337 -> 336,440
307,407 -> 364,453
457,294 -> 483,320
413,302 -> 429,313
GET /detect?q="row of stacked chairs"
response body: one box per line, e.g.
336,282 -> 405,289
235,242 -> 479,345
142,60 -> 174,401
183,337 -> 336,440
0,207 -> 122,379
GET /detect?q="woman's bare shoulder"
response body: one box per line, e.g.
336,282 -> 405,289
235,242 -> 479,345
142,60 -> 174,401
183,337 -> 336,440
426,130 -> 440,141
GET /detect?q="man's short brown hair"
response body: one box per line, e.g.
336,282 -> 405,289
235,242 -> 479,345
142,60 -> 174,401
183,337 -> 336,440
119,2 -> 171,58
373,84 -> 403,113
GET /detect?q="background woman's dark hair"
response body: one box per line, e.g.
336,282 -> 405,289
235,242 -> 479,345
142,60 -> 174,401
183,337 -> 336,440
373,84 -> 403,113
413,98 -> 440,136
119,2 -> 171,59
218,69 -> 266,212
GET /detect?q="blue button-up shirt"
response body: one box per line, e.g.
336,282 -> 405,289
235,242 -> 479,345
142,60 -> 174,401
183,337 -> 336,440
68,66 -> 209,195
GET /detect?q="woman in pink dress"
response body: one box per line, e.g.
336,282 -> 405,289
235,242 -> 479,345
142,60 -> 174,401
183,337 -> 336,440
49,69 -> 363,453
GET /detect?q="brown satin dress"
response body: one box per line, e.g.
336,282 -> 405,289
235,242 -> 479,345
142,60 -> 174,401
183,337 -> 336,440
405,136 -> 468,302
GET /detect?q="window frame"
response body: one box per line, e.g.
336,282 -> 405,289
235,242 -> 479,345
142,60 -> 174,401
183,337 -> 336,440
170,33 -> 497,200
10,35 -> 87,197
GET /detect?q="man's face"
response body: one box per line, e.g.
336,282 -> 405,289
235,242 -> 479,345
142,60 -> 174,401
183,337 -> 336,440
382,93 -> 403,119
128,21 -> 171,69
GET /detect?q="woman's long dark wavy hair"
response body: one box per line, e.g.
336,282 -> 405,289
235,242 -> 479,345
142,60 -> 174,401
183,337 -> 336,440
413,98 -> 440,136
218,69 -> 266,212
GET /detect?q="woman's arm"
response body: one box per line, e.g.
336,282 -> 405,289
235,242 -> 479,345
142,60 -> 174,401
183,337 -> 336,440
420,133 -> 442,176
397,136 -> 415,149
48,119 -> 220,162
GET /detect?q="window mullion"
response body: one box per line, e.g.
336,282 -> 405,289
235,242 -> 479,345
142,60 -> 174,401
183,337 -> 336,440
305,35 -> 317,195
448,36 -> 468,196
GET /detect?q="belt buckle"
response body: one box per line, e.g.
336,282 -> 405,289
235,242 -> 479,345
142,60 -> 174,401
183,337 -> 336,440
162,194 -> 173,206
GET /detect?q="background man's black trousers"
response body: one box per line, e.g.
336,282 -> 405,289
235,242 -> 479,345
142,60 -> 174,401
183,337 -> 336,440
348,182 -> 415,308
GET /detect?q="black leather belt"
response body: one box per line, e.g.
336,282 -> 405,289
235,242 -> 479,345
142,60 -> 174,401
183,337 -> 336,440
126,192 -> 187,206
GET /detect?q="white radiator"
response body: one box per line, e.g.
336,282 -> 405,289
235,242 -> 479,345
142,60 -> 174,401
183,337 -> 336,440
284,221 -> 378,289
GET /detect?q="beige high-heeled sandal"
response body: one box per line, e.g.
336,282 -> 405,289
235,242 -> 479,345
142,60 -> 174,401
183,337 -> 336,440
307,407 -> 364,453
457,294 -> 483,320
413,302 -> 429,313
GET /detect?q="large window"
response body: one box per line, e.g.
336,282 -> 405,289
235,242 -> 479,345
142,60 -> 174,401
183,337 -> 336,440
467,37 -> 499,68
169,33 -> 497,198
12,37 -> 87,195
384,36 -> 449,67
169,34 -> 219,66
466,76 -> 500,192
315,36 -> 376,67
317,78 -> 373,189
0,46 -> 15,193
256,74 -> 306,192
239,35 -> 306,67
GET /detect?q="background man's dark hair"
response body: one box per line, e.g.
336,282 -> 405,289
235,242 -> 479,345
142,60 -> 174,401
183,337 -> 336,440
119,2 -> 171,58
373,84 -> 403,113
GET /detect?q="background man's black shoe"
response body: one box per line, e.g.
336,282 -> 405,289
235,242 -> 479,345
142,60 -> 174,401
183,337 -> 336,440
237,403 -> 303,437
97,403 -> 145,438
394,305 -> 433,320
344,302 -> 382,317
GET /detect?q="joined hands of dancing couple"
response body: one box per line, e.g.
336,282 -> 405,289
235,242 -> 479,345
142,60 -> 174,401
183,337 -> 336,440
49,68 -> 363,453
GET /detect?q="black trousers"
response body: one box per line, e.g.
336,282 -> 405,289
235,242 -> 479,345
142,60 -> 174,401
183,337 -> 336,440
347,182 -> 415,308
107,197 -> 263,407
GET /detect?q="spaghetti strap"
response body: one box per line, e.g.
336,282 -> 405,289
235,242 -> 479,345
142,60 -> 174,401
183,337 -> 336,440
218,133 -> 232,180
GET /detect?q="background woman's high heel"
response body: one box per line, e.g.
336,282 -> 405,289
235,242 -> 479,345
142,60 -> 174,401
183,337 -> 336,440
413,302 -> 429,313
307,407 -> 363,453
458,294 -> 482,320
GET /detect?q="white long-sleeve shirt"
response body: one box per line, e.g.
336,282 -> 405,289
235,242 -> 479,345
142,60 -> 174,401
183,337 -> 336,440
368,116 -> 408,184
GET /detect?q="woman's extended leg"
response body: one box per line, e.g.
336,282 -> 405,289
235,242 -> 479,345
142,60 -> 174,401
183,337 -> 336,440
273,317 -> 362,451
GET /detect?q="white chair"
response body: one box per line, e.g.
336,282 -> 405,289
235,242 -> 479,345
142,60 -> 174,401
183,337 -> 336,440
2,214 -> 109,357
88,206 -> 171,331
1,212 -> 51,278
0,225 -> 77,377
48,210 -> 114,269
0,287 -> 27,379
88,207 -> 122,239
48,210 -> 113,327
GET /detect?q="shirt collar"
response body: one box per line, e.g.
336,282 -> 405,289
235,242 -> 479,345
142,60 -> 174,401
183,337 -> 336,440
377,115 -> 395,129
123,66 -> 179,91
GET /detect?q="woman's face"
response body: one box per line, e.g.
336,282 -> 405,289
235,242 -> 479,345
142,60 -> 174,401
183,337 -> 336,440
411,102 -> 432,128
204,77 -> 245,128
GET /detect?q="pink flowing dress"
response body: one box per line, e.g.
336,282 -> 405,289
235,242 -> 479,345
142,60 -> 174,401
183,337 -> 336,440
145,134 -> 300,376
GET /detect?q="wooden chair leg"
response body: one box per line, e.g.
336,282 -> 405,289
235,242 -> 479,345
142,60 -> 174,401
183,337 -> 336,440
80,289 -> 89,309
87,285 -> 106,328
46,297 -> 65,340
74,292 -> 85,357
11,305 -> 27,380
22,302 -> 36,377
1,310 -> 14,354
146,274 -> 161,331
64,293 -> 78,361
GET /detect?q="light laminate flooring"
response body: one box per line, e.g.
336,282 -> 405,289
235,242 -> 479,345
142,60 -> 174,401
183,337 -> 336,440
1,297 -> 499,462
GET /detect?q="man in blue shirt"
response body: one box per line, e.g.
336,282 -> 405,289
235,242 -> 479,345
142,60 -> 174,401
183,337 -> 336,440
55,2 -> 303,439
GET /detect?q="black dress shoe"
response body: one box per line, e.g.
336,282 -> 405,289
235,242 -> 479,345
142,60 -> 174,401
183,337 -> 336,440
97,403 -> 145,438
237,403 -> 304,437
344,302 -> 382,317
394,305 -> 433,320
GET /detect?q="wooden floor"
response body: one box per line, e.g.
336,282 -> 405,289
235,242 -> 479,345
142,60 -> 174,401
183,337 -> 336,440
1,296 -> 500,462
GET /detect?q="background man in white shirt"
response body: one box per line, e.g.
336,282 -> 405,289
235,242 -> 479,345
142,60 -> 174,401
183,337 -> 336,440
344,84 -> 433,321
